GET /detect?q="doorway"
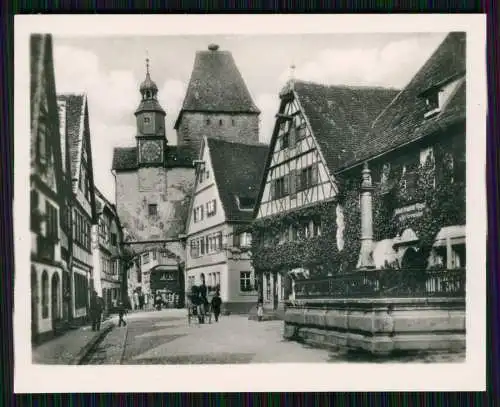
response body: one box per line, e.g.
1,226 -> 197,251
31,268 -> 38,341
51,272 -> 61,328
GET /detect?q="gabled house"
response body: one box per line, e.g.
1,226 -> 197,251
336,32 -> 466,273
252,80 -> 398,311
185,137 -> 268,313
30,34 -> 66,342
94,188 -> 124,313
57,93 -> 98,323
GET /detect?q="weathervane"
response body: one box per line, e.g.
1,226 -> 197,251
145,50 -> 150,75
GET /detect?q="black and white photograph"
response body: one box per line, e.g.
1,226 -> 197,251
15,15 -> 486,392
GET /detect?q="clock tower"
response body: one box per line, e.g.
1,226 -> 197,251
135,57 -> 166,166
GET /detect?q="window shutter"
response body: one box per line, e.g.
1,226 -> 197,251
311,163 -> 319,185
289,126 -> 296,146
213,199 -> 217,215
233,233 -> 240,247
289,170 -> 296,195
283,174 -> 289,195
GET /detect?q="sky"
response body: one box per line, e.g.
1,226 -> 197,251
52,32 -> 447,202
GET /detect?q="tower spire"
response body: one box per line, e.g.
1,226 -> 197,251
145,49 -> 150,75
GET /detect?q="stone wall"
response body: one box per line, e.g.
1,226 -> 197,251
283,298 -> 465,355
176,112 -> 259,154
115,166 -> 195,253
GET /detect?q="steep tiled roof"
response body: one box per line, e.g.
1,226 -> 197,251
112,147 -> 137,171
57,94 -> 85,181
207,138 -> 269,222
174,45 -> 260,128
112,145 -> 195,171
293,81 -> 399,173
340,32 -> 466,170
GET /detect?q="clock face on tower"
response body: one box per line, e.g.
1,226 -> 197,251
140,140 -> 162,164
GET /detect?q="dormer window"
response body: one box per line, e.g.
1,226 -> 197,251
144,117 -> 151,124
424,92 -> 440,117
422,75 -> 464,119
236,196 -> 255,211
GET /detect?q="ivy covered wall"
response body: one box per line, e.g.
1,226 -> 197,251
251,126 -> 465,277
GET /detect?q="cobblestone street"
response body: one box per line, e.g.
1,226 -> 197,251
83,309 -> 465,365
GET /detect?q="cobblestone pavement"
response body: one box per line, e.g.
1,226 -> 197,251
85,309 -> 465,365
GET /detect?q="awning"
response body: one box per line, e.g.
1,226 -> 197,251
288,268 -> 310,279
392,228 -> 419,248
372,239 -> 398,269
433,225 -> 465,247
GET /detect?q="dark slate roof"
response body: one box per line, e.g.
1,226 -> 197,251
293,81 -> 399,172
340,32 -> 466,170
57,93 -> 85,181
135,97 -> 165,115
207,137 -> 269,222
174,46 -> 260,128
112,145 -> 194,171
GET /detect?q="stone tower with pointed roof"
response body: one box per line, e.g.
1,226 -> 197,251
174,44 -> 261,155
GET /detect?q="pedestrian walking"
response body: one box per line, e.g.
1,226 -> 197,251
257,300 -> 264,322
211,290 -> 222,322
199,274 -> 209,324
117,301 -> 127,327
90,290 -> 103,331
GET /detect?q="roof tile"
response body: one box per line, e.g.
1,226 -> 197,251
207,138 -> 269,222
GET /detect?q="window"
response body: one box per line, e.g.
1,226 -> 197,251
193,205 -> 204,223
272,176 -> 288,200
45,202 -> 58,240
206,199 -> 217,217
41,271 -> 49,318
219,119 -> 223,126
153,250 -> 157,260
240,232 -> 252,248
281,133 -> 290,150
231,118 -> 235,126
206,118 -> 211,125
148,204 -> 158,216
144,116 -> 151,124
74,272 -> 88,309
111,233 -> 117,246
236,196 -> 255,211
298,164 -> 318,191
216,272 -> 221,288
425,93 -> 439,112
143,252 -> 150,264
240,272 -> 252,292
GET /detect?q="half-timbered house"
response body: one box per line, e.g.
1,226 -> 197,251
30,34 -> 66,342
252,80 -> 398,312
186,137 -> 268,313
95,188 -> 124,313
57,93 -> 98,323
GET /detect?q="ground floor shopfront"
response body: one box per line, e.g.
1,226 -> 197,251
102,280 -> 121,313
31,261 -> 63,342
187,261 -> 258,314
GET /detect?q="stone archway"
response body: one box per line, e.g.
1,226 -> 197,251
31,267 -> 38,341
401,247 -> 427,269
51,273 -> 61,327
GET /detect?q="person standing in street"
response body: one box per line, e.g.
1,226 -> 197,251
117,301 -> 127,327
90,290 -> 103,331
211,289 -> 222,322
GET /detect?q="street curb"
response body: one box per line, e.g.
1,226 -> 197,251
71,322 -> 116,365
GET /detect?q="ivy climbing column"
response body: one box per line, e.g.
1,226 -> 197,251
357,162 -> 375,270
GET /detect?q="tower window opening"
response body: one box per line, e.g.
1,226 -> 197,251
144,117 -> 150,124
231,118 -> 235,126
219,119 -> 223,126
206,118 -> 211,125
